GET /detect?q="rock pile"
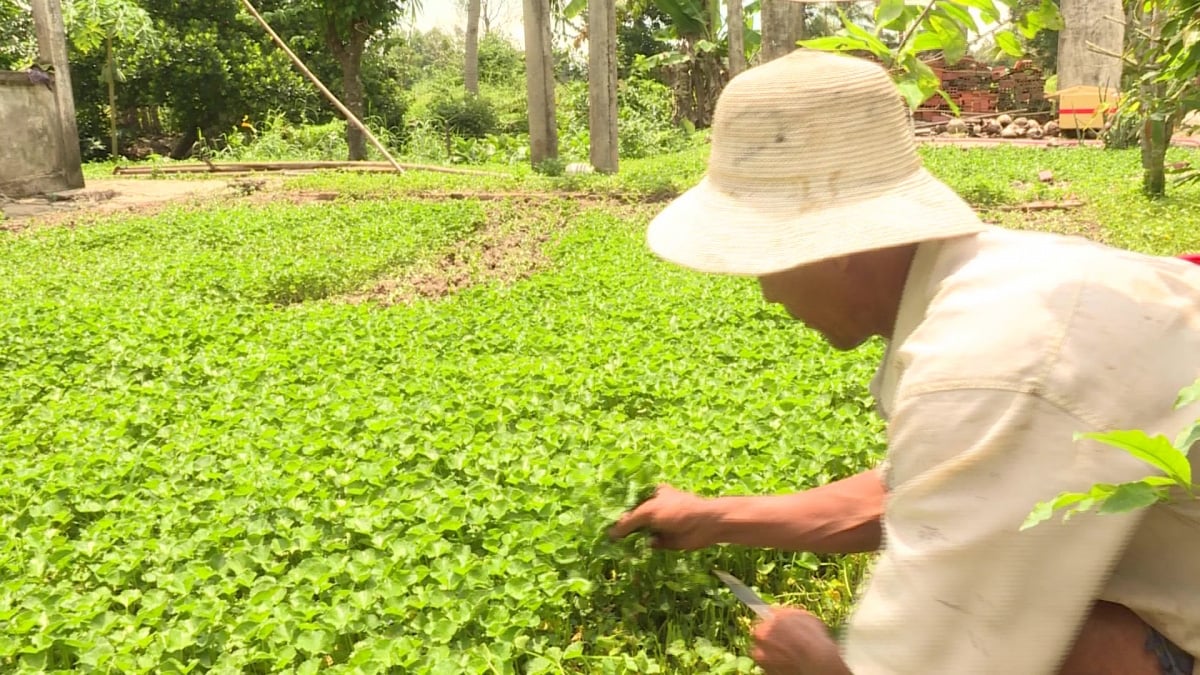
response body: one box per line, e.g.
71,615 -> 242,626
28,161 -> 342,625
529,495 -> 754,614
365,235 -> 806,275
926,114 -> 1061,139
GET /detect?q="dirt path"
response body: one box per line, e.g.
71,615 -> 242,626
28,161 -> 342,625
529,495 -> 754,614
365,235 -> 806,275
1,178 -> 231,229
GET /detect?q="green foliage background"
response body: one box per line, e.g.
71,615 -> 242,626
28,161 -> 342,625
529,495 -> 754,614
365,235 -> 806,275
2,0 -> 699,164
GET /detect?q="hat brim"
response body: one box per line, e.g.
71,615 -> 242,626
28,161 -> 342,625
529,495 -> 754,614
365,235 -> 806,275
647,168 -> 986,276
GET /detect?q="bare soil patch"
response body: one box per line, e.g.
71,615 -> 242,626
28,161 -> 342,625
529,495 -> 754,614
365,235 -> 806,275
1,178 -> 231,232
343,201 -> 581,307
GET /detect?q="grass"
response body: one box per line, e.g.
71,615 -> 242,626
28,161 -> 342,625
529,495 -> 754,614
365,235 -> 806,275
2,143 -> 1198,673
921,143 -> 1200,253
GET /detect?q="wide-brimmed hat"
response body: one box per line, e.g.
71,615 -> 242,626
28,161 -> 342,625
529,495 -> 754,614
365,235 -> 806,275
647,50 -> 986,276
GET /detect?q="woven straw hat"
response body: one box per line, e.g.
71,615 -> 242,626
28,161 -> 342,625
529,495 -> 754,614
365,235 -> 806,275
647,50 -> 986,276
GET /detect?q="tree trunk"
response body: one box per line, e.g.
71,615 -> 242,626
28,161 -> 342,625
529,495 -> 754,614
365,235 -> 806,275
588,0 -> 618,173
106,34 -> 119,158
1056,0 -> 1124,91
692,50 -> 725,127
1141,114 -> 1172,197
760,0 -> 806,63
328,20 -> 370,161
522,0 -> 557,166
727,0 -> 746,77
668,39 -> 726,129
465,0 -> 481,94
341,55 -> 367,161
171,127 -> 198,160
1137,5 -> 1170,198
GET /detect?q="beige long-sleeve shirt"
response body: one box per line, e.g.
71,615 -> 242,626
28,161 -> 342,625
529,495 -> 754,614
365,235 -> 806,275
847,227 -> 1200,674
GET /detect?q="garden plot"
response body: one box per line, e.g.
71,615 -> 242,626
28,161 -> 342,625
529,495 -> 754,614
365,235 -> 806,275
2,146 -> 1199,673
0,173 -> 879,673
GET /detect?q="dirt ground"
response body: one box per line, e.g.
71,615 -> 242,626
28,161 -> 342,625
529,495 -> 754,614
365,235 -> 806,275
0,178 -> 232,229
341,200 -> 581,307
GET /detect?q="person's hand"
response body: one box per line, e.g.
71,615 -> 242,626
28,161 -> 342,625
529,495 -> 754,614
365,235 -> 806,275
606,484 -> 720,550
751,606 -> 849,675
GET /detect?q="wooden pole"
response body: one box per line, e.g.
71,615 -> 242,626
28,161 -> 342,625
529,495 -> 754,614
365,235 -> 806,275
30,0 -> 84,189
238,0 -> 404,172
112,160 -> 506,177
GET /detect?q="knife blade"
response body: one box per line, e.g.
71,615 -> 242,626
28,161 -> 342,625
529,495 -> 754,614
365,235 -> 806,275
713,570 -> 773,619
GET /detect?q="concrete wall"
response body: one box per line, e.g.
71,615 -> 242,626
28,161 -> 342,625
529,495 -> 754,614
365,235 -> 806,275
0,71 -> 73,198
1057,0 -> 1125,92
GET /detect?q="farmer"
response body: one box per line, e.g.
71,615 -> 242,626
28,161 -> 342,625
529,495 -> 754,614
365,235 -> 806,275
609,50 -> 1200,674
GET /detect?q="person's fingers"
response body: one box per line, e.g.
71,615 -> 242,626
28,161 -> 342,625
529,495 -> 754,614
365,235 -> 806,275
607,495 -> 660,540
607,484 -> 671,540
632,483 -> 666,507
751,645 -> 769,669
607,509 -> 650,540
751,615 -> 773,640
750,618 -> 776,671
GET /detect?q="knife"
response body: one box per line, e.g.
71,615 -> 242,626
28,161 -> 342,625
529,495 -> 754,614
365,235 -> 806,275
713,570 -> 774,619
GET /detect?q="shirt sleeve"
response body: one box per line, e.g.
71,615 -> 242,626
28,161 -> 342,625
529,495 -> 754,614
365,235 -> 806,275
843,387 -> 1158,675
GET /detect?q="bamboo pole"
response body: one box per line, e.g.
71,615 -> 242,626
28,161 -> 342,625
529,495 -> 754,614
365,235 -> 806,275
238,0 -> 404,173
112,161 -> 505,177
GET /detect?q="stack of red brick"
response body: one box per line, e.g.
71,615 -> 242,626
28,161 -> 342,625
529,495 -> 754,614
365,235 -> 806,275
913,55 -> 1051,123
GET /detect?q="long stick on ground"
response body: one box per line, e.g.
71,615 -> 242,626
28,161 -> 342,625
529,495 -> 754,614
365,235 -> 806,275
238,0 -> 404,173
112,161 -> 505,177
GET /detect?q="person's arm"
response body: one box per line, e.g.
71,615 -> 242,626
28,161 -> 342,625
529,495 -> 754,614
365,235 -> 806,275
707,468 -> 884,553
607,468 -> 885,554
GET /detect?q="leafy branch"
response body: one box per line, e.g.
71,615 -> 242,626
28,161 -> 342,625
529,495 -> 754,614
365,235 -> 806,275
797,0 -> 1063,109
1022,379 -> 1200,530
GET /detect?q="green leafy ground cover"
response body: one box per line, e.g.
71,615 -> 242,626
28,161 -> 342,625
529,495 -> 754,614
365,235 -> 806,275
3,145 -> 1199,674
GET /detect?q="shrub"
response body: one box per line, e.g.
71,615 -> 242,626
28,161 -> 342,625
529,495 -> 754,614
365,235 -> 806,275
557,76 -> 693,160
482,83 -> 529,135
534,156 -> 567,176
431,93 -> 500,140
478,33 -> 525,87
361,37 -> 412,136
214,114 -> 403,163
616,78 -> 693,158
217,113 -> 348,161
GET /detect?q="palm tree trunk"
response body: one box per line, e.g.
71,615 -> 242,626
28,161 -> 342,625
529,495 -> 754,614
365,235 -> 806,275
727,0 -> 746,77
760,0 -> 806,63
106,34 -> 118,158
588,0 -> 618,172
523,0 -> 558,165
465,0 -> 481,94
